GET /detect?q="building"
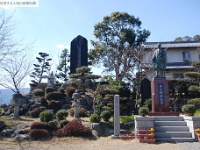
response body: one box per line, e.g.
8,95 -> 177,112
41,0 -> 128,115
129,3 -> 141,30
141,41 -> 200,80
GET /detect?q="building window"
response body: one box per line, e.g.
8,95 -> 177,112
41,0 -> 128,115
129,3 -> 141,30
173,74 -> 184,78
182,52 -> 190,62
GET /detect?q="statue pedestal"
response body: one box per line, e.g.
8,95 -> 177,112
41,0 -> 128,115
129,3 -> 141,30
148,77 -> 179,116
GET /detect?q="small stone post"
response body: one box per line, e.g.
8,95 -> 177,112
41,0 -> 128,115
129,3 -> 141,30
12,93 -> 21,119
72,100 -> 80,119
112,95 -> 120,138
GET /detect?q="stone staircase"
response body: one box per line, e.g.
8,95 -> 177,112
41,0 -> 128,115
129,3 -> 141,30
154,116 -> 195,142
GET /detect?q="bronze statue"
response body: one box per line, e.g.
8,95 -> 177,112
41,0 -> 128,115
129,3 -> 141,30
152,43 -> 167,77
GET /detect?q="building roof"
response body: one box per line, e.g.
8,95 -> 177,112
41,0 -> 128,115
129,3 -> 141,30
166,62 -> 194,69
143,41 -> 200,49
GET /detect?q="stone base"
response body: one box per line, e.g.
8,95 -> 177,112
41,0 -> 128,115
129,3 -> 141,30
148,112 -> 179,116
111,135 -> 120,139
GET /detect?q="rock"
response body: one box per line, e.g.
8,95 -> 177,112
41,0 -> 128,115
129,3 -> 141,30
14,134 -> 30,141
1,129 -> 15,137
0,121 -> 5,132
91,123 -> 103,137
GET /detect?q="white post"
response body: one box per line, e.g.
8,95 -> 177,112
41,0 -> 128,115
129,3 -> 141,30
112,95 -> 120,138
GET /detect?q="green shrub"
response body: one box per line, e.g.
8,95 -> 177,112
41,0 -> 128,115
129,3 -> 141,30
139,107 -> 149,117
46,92 -> 65,101
120,115 -> 134,123
69,108 -> 87,117
39,111 -> 53,122
144,99 -> 152,111
181,104 -> 196,116
194,109 -> 200,116
56,109 -> 68,121
30,107 -> 46,118
59,120 -> 69,128
48,120 -> 58,131
187,98 -> 200,107
45,87 -> 54,94
29,129 -> 49,140
58,88 -> 65,94
90,114 -> 101,123
32,89 -> 45,97
100,110 -> 111,122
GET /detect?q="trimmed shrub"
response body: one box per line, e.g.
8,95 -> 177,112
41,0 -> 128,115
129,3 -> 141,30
48,100 -> 62,113
181,104 -> 196,116
139,107 -> 149,117
40,97 -> 48,107
56,109 -> 68,121
69,108 -> 87,117
29,129 -> 49,140
63,119 -> 93,137
30,122 -> 49,130
58,88 -> 65,94
19,129 -> 30,134
187,98 -> 200,107
194,109 -> 200,117
90,114 -> 101,123
59,120 -> 69,128
32,89 -> 45,97
120,115 -> 134,123
39,111 -> 53,122
48,120 -> 58,131
46,92 -> 64,101
54,128 -> 64,137
30,107 -> 46,118
45,87 -> 54,94
100,110 -> 111,122
144,98 -> 152,111
66,86 -> 76,97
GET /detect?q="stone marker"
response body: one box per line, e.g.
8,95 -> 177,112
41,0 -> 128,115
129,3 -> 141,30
12,93 -> 21,119
112,95 -> 120,138
72,100 -> 80,119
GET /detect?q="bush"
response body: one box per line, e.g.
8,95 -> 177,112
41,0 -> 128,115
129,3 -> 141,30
187,98 -> 200,107
66,86 -> 76,97
56,109 -> 68,121
139,107 -> 149,117
100,110 -> 111,122
62,119 -> 92,137
29,129 -> 49,140
30,122 -> 49,130
45,87 -> 54,94
181,104 -> 196,116
194,109 -> 200,116
32,89 -> 45,97
69,108 -> 87,117
90,114 -> 101,123
59,120 -> 69,128
120,115 -> 134,123
30,107 -> 46,118
48,120 -> 58,131
144,99 -> 152,111
46,92 -> 65,101
40,97 -> 48,107
39,111 -> 53,122
48,100 -> 62,113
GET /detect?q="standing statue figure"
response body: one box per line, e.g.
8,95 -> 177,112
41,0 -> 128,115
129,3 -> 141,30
152,43 -> 167,77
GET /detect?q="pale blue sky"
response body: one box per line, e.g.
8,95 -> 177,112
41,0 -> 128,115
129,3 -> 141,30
1,0 -> 200,75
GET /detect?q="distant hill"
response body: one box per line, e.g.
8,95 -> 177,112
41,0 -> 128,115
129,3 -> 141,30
0,88 -> 30,105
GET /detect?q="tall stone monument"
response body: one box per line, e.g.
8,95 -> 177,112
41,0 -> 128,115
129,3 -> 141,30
70,35 -> 88,74
148,43 -> 179,116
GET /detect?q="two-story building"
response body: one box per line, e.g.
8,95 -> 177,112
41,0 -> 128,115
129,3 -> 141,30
141,41 -> 200,80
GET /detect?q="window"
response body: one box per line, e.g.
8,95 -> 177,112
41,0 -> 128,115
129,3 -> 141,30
182,52 -> 190,62
173,74 -> 184,78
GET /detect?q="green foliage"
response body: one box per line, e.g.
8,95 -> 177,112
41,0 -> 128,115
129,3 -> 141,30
59,120 -> 69,128
90,114 -> 101,123
138,107 -> 149,117
39,111 -> 53,122
188,85 -> 200,92
194,109 -> 200,116
89,11 -> 150,82
56,109 -> 68,121
32,89 -> 45,97
187,98 -> 200,107
56,49 -> 70,81
45,92 -> 65,101
184,72 -> 200,79
47,120 -> 58,131
100,110 -> 111,122
181,104 -> 196,116
29,129 -> 49,140
144,98 -> 152,111
120,115 -> 134,123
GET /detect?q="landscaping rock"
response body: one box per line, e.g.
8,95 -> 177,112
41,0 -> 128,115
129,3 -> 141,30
1,129 -> 15,137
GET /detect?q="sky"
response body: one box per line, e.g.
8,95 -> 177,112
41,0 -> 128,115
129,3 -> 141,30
0,0 -> 200,85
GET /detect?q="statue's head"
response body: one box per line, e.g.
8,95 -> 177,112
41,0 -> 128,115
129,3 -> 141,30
157,43 -> 161,49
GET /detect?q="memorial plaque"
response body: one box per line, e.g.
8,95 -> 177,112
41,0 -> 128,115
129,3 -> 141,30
158,83 -> 165,106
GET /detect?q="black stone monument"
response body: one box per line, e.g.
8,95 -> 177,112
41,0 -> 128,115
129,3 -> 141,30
70,35 -> 88,74
140,78 -> 151,106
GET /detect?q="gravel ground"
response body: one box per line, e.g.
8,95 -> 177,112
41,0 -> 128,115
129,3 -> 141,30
177,142 -> 200,150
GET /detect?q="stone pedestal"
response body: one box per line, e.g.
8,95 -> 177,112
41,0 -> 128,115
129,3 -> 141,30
111,95 -> 120,139
148,77 -> 179,116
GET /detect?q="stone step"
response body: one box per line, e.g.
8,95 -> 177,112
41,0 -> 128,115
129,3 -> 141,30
152,116 -> 184,121
154,121 -> 187,126
154,126 -> 189,132
156,137 -> 196,142
155,131 -> 192,138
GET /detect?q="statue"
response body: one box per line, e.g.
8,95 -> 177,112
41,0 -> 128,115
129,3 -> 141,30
152,43 -> 167,77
